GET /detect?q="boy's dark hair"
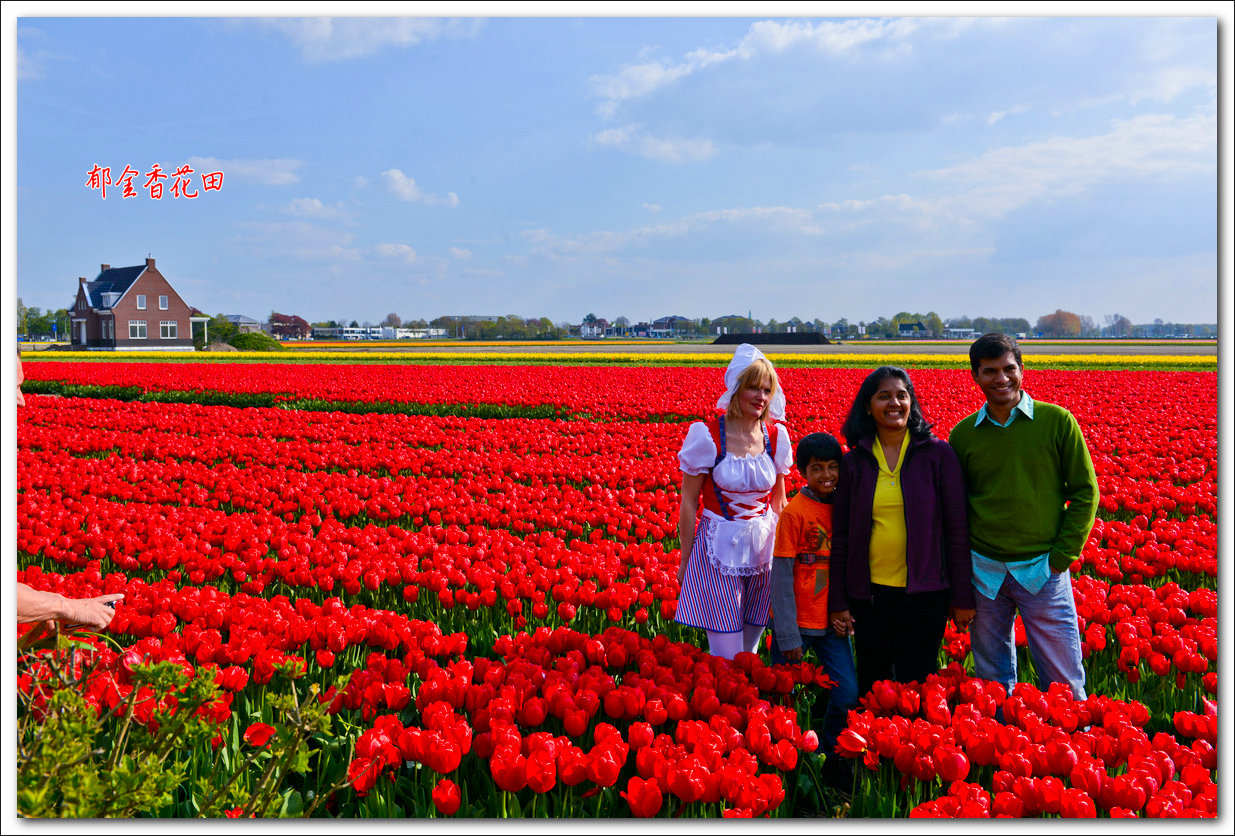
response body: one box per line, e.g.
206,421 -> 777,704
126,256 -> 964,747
969,332 -> 1022,374
840,366 -> 933,449
795,432 -> 843,475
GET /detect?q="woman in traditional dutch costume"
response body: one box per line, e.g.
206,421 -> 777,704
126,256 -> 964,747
675,344 -> 793,660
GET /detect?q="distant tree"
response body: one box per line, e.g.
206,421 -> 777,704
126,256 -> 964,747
1078,315 -> 1098,337
381,312 -> 402,328
208,314 -> 240,344
582,312 -> 599,325
924,311 -> 944,337
16,297 -> 27,336
349,320 -> 360,328
1105,314 -> 1133,338
1037,309 -> 1083,338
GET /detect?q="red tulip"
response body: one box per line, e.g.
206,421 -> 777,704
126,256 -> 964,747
243,722 -> 276,748
620,776 -> 663,817
432,779 -> 461,815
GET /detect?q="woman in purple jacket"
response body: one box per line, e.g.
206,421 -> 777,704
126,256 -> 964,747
828,367 -> 975,695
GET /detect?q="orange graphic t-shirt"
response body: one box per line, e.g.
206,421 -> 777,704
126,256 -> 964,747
772,492 -> 832,630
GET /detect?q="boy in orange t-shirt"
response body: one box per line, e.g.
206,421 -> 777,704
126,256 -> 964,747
769,433 -> 858,785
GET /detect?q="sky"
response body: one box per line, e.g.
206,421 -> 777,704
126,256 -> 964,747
5,4 -> 1228,329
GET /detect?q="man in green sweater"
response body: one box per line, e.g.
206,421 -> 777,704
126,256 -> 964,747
948,333 -> 1097,700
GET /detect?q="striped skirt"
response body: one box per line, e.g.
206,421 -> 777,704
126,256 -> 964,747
675,516 -> 772,633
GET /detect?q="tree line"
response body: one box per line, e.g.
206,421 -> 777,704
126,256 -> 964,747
15,299 -> 1215,342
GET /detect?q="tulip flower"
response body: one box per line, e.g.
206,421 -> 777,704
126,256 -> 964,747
243,722 -> 277,748
621,776 -> 663,817
432,779 -> 461,816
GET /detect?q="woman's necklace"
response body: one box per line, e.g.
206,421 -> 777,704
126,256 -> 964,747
726,418 -> 763,457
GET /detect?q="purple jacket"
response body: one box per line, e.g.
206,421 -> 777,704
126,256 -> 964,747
828,433 -> 975,611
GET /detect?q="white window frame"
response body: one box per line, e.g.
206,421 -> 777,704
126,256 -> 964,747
136,294 -> 147,310
130,320 -> 147,339
160,321 -> 178,339
159,295 -> 169,310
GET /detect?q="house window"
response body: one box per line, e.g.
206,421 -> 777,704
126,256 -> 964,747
160,321 -> 178,339
136,294 -> 147,310
159,295 -> 169,310
130,320 -> 147,339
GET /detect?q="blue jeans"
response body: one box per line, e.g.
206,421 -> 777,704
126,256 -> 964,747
971,568 -> 1086,700
769,623 -> 859,757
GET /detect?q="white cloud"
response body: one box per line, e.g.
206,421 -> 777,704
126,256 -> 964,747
244,17 -> 483,62
381,169 -> 460,206
522,204 -> 820,259
188,156 -> 303,185
1127,64 -> 1216,105
376,242 -> 417,264
17,46 -> 43,80
592,125 -> 715,163
643,203 -> 662,212
283,197 -> 343,219
448,247 -> 472,260
234,221 -> 360,261
986,106 -> 1028,125
354,175 -> 368,189
922,111 -> 1216,221
591,17 -> 921,117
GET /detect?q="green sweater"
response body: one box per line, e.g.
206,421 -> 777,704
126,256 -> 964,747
948,398 -> 1098,572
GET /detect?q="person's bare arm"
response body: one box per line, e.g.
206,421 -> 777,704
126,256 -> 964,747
16,582 -> 124,630
677,473 -> 705,583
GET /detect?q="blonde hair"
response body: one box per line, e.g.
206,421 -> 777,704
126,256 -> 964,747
725,358 -> 779,421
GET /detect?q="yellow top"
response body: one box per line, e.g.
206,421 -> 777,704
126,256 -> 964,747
868,436 -> 909,587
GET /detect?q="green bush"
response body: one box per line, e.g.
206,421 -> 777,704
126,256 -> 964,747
228,333 -> 285,352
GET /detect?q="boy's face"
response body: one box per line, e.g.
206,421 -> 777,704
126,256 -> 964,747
803,459 -> 840,496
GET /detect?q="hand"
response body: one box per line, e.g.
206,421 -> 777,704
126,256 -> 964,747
781,646 -> 804,662
830,610 -> 854,637
62,594 -> 125,630
949,607 -> 976,632
676,558 -> 689,585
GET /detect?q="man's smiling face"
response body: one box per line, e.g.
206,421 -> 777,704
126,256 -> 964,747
973,351 -> 1023,411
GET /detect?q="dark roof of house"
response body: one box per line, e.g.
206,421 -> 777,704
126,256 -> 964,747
85,265 -> 146,308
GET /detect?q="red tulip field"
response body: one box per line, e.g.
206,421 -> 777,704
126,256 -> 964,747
15,360 -> 1218,817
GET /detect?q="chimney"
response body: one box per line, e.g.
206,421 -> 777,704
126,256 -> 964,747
145,257 -> 155,267
101,264 -> 110,272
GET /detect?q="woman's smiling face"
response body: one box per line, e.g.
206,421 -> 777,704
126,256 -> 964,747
869,375 -> 911,434
738,373 -> 774,420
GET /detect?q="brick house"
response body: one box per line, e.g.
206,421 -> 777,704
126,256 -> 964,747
70,257 -> 203,350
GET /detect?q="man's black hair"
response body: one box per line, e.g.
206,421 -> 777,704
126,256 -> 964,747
795,432 -> 843,476
969,332 -> 1022,374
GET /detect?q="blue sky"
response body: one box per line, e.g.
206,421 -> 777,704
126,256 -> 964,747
6,6 -> 1226,328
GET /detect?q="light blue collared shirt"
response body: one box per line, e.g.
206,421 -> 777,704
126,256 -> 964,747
969,391 -> 1050,596
971,550 -> 1052,598
973,390 -> 1034,428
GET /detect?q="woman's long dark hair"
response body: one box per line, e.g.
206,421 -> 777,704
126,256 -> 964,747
840,366 -> 934,449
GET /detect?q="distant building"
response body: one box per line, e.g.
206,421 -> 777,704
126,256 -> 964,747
898,321 -> 930,338
581,318 -> 609,338
70,257 -> 204,351
224,314 -> 263,334
944,327 -> 977,340
651,315 -> 693,337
